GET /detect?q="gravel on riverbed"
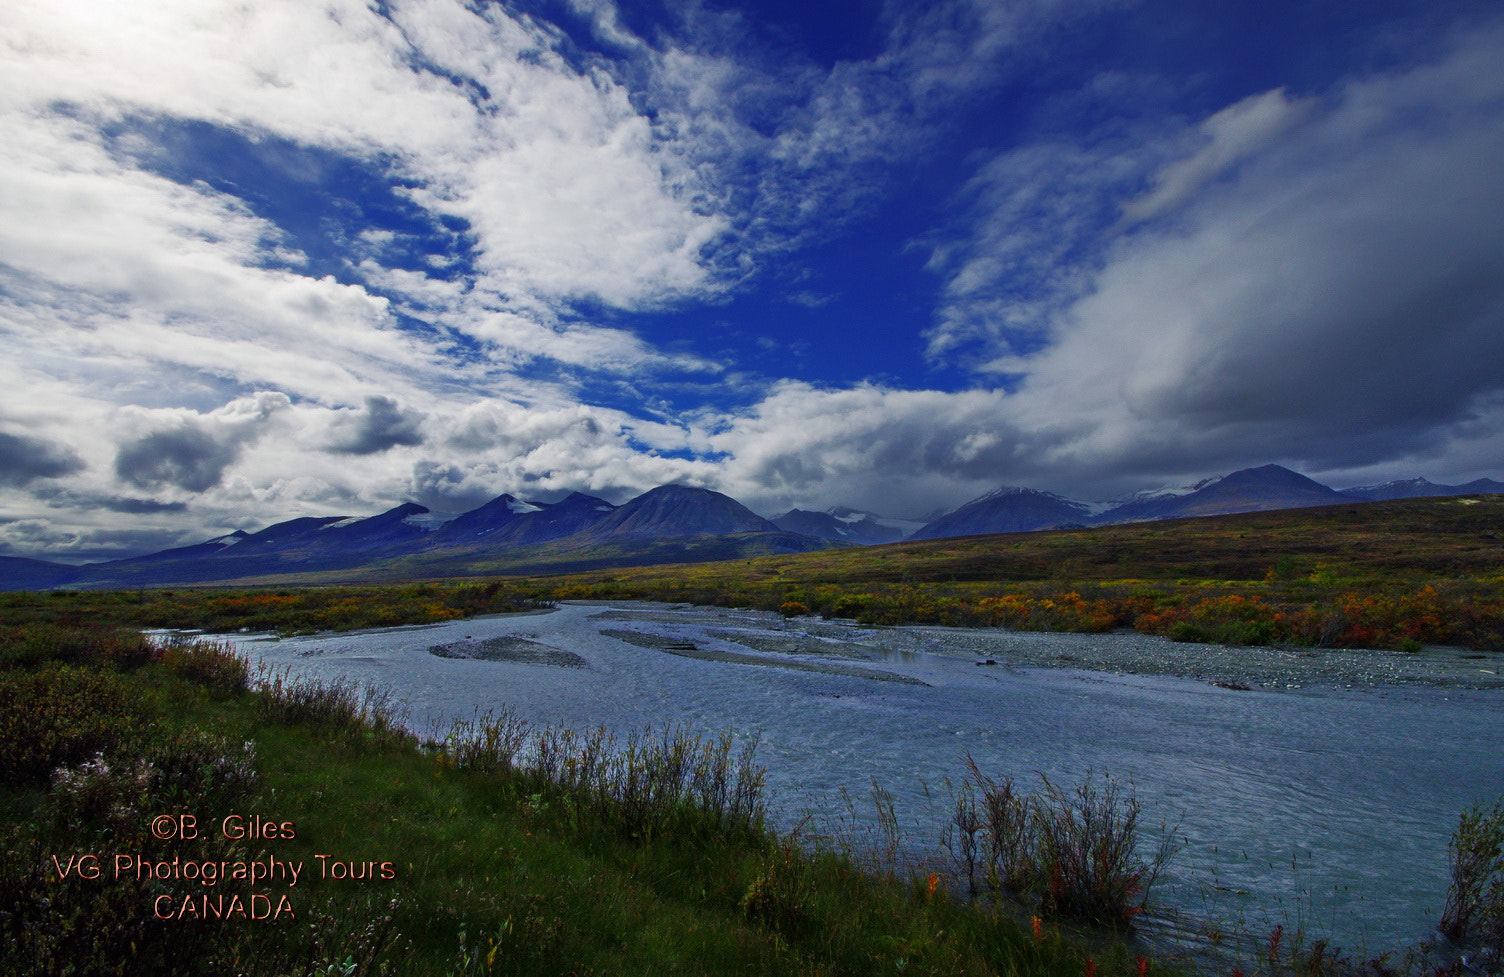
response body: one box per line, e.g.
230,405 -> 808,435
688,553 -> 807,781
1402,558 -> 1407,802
583,602 -> 1504,692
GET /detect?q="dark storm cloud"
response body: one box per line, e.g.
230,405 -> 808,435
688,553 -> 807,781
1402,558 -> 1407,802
33,486 -> 190,514
114,427 -> 241,492
111,392 -> 289,494
97,496 -> 190,514
330,396 -> 426,455
0,431 -> 85,486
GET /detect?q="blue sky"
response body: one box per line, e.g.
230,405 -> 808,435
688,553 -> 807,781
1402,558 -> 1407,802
2,0 -> 1503,560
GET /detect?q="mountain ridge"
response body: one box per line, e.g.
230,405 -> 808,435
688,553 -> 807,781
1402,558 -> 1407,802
4,465 -> 1501,590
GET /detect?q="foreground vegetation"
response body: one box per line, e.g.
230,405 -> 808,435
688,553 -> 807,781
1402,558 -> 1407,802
2,624 -> 1172,976
6,496 -> 1502,652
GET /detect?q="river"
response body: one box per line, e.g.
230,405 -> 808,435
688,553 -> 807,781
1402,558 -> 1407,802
225,600 -> 1504,961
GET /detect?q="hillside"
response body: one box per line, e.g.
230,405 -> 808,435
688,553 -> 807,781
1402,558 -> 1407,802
559,494 -> 1504,590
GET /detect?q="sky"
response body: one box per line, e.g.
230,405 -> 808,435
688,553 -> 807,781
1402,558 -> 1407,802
3,0 -> 1503,561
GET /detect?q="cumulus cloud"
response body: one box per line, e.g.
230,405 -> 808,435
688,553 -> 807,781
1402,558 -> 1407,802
0,518 -> 80,557
329,396 -> 427,455
706,382 -> 1029,516
113,393 -> 291,493
0,431 -> 85,486
114,430 -> 240,493
411,398 -> 716,509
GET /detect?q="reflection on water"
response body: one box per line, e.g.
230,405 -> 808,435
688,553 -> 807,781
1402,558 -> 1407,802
229,601 -> 1504,958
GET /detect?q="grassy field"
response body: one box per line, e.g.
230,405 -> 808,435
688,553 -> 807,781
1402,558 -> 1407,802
2,626 -> 1173,977
8,494 -> 1502,651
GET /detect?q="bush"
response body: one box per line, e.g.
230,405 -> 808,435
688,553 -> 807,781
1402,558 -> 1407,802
45,752 -> 155,839
949,761 -> 1177,929
144,729 -> 259,808
0,624 -> 156,671
5,729 -> 263,976
158,637 -> 249,697
442,716 -> 767,841
741,840 -> 815,938
1440,799 -> 1504,957
444,708 -> 531,773
529,724 -> 767,840
1167,622 -> 1210,644
254,665 -> 410,746
0,666 -> 156,785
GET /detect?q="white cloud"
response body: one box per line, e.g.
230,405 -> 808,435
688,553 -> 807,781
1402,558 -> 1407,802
0,0 -> 738,373
1121,87 -> 1311,223
708,381 -> 1028,515
994,22 -> 1504,480
112,392 -> 291,493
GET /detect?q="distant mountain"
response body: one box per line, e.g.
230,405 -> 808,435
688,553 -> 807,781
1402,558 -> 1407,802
0,484 -> 833,590
0,556 -> 80,590
909,487 -> 1095,540
1095,465 -> 1347,523
1341,476 -> 1504,501
431,492 -> 616,548
73,505 -> 439,587
906,463 -> 1468,542
771,507 -> 903,545
317,502 -> 436,554
94,530 -> 253,567
581,485 -> 776,540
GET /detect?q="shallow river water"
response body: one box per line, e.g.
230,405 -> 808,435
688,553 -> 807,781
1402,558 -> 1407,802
226,601 -> 1504,960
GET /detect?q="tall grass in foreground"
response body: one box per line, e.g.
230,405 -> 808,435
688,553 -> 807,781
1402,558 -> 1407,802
253,662 -> 412,747
947,758 -> 1179,929
1440,800 -> 1504,961
441,710 -> 766,840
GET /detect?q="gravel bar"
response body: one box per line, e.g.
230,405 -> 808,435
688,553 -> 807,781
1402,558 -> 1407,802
582,601 -> 1504,692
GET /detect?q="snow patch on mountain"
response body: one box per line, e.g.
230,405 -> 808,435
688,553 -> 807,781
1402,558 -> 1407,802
403,511 -> 459,530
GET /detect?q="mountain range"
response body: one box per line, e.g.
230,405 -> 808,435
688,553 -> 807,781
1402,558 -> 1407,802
3,465 -> 1500,590
909,465 -> 1504,540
